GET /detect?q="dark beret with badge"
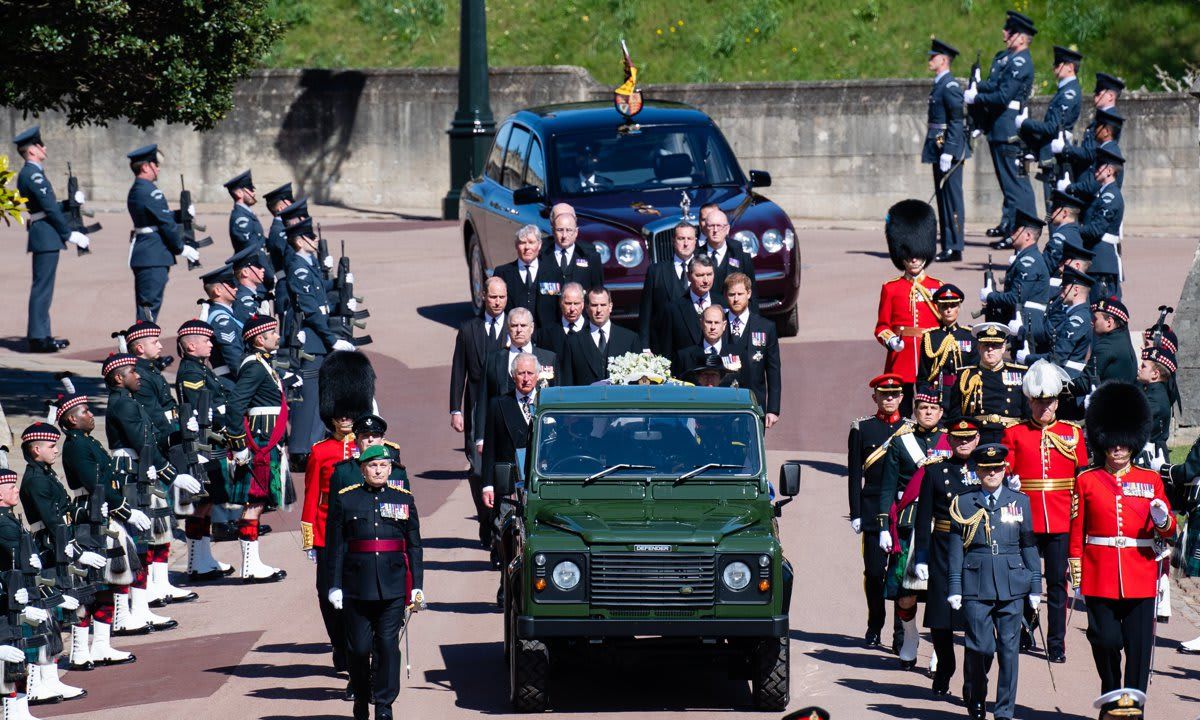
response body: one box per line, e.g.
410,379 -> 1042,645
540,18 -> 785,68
1091,297 -> 1128,325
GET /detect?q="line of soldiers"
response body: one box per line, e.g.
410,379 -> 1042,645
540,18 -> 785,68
449,202 -> 781,551
924,10 -> 1129,277
856,198 -> 1183,718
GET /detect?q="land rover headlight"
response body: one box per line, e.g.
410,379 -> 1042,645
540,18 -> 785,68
761,229 -> 783,254
783,228 -> 796,251
722,561 -> 752,591
615,239 -> 643,268
593,242 -> 611,265
551,560 -> 581,590
733,230 -> 759,256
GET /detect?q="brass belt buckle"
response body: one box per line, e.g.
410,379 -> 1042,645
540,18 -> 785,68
991,541 -> 999,556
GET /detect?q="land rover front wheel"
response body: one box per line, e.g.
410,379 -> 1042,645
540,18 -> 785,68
750,636 -> 789,711
509,622 -> 550,712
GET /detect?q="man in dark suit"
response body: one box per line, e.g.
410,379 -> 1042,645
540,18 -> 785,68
674,304 -> 737,379
540,204 -> 604,291
563,286 -> 642,386
700,206 -> 756,293
664,254 -> 725,365
533,281 -> 586,357
474,307 -> 558,454
725,271 -> 782,428
450,275 -> 509,543
638,221 -> 698,353
492,224 -> 558,327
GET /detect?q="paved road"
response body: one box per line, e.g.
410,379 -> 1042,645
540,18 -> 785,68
0,209 -> 1197,719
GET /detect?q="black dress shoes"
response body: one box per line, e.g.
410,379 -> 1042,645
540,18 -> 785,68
28,337 -> 69,353
376,705 -> 393,720
988,237 -> 1014,250
353,698 -> 369,720
985,226 -> 1007,237
934,250 -> 962,263
931,674 -> 950,696
1048,649 -> 1067,663
863,630 -> 882,648
344,679 -> 355,701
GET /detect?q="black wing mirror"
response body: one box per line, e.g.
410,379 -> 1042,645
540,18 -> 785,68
779,461 -> 801,497
748,170 -> 772,188
512,185 -> 545,206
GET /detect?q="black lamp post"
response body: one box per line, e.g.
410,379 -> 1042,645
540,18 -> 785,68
442,0 -> 496,220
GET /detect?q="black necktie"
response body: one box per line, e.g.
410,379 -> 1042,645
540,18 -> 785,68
597,328 -> 607,355
987,494 -> 996,510
559,249 -> 569,276
708,346 -> 718,356
524,265 -> 534,297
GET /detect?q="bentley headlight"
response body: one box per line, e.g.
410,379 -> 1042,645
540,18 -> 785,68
733,230 -> 759,256
761,229 -> 783,253
593,242 -> 611,265
551,560 -> 581,590
722,561 -> 752,591
615,239 -> 644,268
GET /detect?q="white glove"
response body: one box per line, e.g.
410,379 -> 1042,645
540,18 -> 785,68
886,336 -> 904,352
972,67 -> 981,84
233,448 -> 252,466
410,588 -> 426,610
0,646 -> 24,663
1016,349 -> 1029,364
1151,450 -> 1167,472
173,473 -> 202,495
979,284 -> 993,303
59,595 -> 80,611
146,465 -> 158,481
13,589 -> 28,605
78,551 -> 107,569
345,272 -> 355,285
296,330 -> 307,344
127,508 -> 152,532
939,153 -> 953,173
21,606 -> 48,624
1029,593 -> 1041,612
323,254 -> 335,270
878,531 -> 893,553
1051,136 -> 1066,155
1007,474 -> 1022,491
328,588 -> 343,610
963,86 -> 978,104
187,204 -> 197,218
186,416 -> 199,433
181,245 -> 200,263
100,502 -> 108,518
1008,314 -> 1023,334
306,549 -> 317,563
850,518 -> 862,534
971,128 -> 982,139
1015,106 -> 1029,128
915,563 -> 930,581
1150,498 -> 1171,528
346,298 -> 358,312
947,594 -> 963,610
333,339 -> 356,352
1056,172 -> 1071,192
67,231 -> 90,249
28,554 -> 41,570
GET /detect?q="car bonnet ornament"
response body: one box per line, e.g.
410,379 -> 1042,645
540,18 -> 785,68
613,39 -> 643,120
680,191 -> 693,224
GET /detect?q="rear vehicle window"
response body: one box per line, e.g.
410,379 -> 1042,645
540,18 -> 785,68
525,137 -> 546,192
503,126 -> 532,190
484,123 -> 512,182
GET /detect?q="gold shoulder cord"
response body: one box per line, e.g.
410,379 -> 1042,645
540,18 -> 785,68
961,369 -> 983,415
1042,425 -> 1078,459
949,496 -> 992,549
923,330 -> 961,380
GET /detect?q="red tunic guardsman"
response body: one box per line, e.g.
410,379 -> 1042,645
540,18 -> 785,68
1070,382 -> 1176,700
875,199 -> 942,411
1001,359 -> 1087,663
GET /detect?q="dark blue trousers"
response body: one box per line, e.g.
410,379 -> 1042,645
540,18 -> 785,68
964,596 -> 1023,719
933,163 -> 965,252
133,266 -> 170,321
27,251 -> 59,339
988,142 -> 1037,233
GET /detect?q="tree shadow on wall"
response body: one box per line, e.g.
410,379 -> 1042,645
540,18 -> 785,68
274,70 -> 367,205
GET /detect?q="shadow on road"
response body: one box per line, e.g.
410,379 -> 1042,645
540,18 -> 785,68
869,702 -> 961,719
249,686 -> 346,702
808,646 -> 897,672
795,458 -> 846,477
423,536 -> 482,550
417,469 -> 469,481
208,661 -> 338,680
425,559 -> 494,573
0,366 -> 106,420
432,601 -> 499,615
789,628 -> 866,649
417,302 -> 475,330
255,641 -> 333,655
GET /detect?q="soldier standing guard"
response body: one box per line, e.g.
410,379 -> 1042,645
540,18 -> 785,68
919,284 -> 978,404
199,264 -> 245,383
326,445 -> 425,720
947,323 -> 1028,443
1072,382 -> 1175,703
947,443 -> 1041,720
224,170 -> 275,289
1001,361 -> 1087,662
1088,297 -> 1138,385
913,417 -> 981,697
847,374 -> 911,649
875,200 -> 942,416
1024,267 -> 1094,420
125,144 -> 199,321
13,126 -> 89,353
226,315 -> 291,584
1017,46 -> 1083,206
924,40 -> 969,262
965,11 -> 1038,245
980,210 -> 1050,340
262,183 -> 294,317
1076,146 -> 1126,301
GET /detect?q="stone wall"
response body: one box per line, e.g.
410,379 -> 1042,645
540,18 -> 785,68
2,67 -> 1196,225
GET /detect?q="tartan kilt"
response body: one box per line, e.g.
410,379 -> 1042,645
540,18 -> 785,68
204,455 -> 232,506
229,446 -> 295,508
884,527 -> 927,602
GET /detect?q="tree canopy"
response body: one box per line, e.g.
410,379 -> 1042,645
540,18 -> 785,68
1,1 -> 281,130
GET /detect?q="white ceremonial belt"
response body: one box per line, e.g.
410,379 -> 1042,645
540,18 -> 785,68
928,123 -> 948,130
249,407 -> 280,416
111,448 -> 139,460
27,211 -> 46,222
1023,301 -> 1046,311
1049,277 -> 1062,288
274,270 -> 286,280
1101,233 -> 1121,245
1065,360 -> 1086,371
1101,234 -> 1124,281
133,226 -> 156,235
1007,100 -> 1022,110
212,366 -> 230,377
1086,535 -> 1153,548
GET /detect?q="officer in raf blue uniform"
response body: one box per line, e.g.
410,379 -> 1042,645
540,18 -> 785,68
1054,73 -> 1124,190
285,219 -> 357,458
1024,266 -> 1094,397
1016,46 -> 1082,207
1059,108 -> 1124,202
200,264 -> 245,385
13,126 -> 89,352
1075,146 -> 1125,300
924,39 -> 970,263
325,444 -> 424,720
224,170 -> 276,290
1043,189 -> 1087,276
966,11 -> 1037,244
126,144 -> 198,321
981,210 -> 1049,334
262,183 -> 294,315
947,443 -> 1041,720
227,244 -> 269,324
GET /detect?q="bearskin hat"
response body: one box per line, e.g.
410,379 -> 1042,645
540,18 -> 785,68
319,351 -> 376,428
884,199 -> 937,271
1085,381 -> 1151,453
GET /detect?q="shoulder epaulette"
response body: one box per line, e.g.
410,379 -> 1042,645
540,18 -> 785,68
1006,362 -> 1028,370
895,424 -> 915,436
1061,420 -> 1082,429
338,483 -> 362,494
387,482 -> 411,494
383,440 -> 401,450
850,416 -> 868,430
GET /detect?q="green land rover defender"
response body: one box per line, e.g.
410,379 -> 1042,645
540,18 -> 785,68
491,384 -> 800,712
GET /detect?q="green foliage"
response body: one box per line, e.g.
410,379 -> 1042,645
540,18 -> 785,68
1,0 -> 283,130
260,0 -> 1199,90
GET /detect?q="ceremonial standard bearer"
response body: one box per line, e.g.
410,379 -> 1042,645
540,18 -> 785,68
924,39 -> 969,262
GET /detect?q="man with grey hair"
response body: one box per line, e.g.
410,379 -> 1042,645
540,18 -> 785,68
535,281 -> 586,356
542,203 -> 604,291
494,224 -> 556,326
474,307 -> 558,458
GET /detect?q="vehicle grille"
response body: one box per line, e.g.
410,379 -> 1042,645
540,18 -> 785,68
590,553 -> 716,608
651,229 -> 675,264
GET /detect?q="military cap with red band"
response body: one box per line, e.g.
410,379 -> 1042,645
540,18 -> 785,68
242,315 -> 278,342
177,319 -> 214,338
102,353 -> 138,376
869,373 -> 904,392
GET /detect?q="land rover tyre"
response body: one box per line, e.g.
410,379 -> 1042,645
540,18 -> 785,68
467,229 -> 486,314
510,636 -> 550,711
775,303 -> 799,338
750,636 -> 789,711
